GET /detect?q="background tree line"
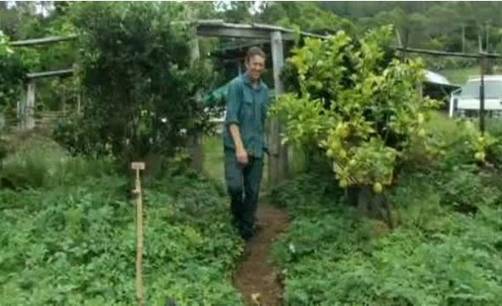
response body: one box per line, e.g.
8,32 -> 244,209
4,1 -> 498,74
4,1 -> 502,53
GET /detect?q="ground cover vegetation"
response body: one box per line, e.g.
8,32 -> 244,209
0,136 -> 244,305
267,25 -> 502,304
270,112 -> 502,305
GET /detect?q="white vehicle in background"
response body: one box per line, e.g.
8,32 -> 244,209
449,75 -> 502,117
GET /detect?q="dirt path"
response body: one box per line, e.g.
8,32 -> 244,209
233,203 -> 289,306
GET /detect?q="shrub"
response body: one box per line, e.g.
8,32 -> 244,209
273,25 -> 439,195
55,3 -> 215,162
0,157 -> 243,305
0,31 -> 28,116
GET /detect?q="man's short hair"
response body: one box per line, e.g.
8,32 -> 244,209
246,47 -> 266,62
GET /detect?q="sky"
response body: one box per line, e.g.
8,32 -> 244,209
6,1 -> 54,17
214,0 -> 265,15
6,1 -> 264,17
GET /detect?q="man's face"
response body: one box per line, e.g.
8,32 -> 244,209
245,55 -> 265,81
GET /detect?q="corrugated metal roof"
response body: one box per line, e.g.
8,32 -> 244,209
425,70 -> 451,86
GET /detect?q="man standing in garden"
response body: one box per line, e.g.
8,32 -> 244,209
224,47 -> 269,241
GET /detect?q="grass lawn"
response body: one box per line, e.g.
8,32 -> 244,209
439,66 -> 479,85
202,134 -> 226,186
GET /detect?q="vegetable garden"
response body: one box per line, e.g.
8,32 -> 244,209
2,2 -> 502,306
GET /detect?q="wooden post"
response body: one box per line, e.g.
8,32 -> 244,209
417,80 -> 423,97
0,112 -> 5,131
395,28 -> 405,60
485,23 -> 489,52
478,33 -> 483,53
9,34 -> 78,47
76,91 -> 81,115
61,86 -> 68,117
17,90 -> 23,127
237,60 -> 242,75
269,30 -> 288,186
480,55 -> 486,135
188,38 -> 204,172
461,24 -> 466,53
24,80 -> 36,130
131,162 -> 146,306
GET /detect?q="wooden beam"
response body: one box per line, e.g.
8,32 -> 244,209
253,23 -> 290,32
394,46 -> 502,59
195,19 -> 327,40
395,46 -> 479,59
27,68 -> 74,80
253,23 -> 327,40
8,21 -> 326,47
215,39 -> 270,54
10,35 -> 77,47
479,51 -> 502,59
197,26 -> 295,40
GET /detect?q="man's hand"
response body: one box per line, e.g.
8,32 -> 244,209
236,148 -> 249,166
229,124 -> 248,166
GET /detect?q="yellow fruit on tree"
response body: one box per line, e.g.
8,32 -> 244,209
373,182 -> 383,193
336,123 -> 349,138
474,152 -> 485,161
339,179 -> 348,188
417,128 -> 426,138
417,113 -> 424,124
338,149 -> 347,159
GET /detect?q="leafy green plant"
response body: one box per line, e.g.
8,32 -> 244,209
0,136 -> 117,190
271,170 -> 502,306
273,25 -> 439,195
461,120 -> 497,163
422,114 -> 500,169
0,144 -> 244,305
54,3 -> 215,162
0,30 -> 28,116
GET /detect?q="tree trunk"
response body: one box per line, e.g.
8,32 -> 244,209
348,185 -> 395,228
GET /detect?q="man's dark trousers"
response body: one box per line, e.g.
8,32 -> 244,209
224,149 -> 263,240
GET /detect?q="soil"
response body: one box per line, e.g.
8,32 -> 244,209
233,203 -> 289,306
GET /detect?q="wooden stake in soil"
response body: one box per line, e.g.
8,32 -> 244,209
131,162 -> 146,306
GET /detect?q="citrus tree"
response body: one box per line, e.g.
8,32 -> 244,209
272,26 -> 439,221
